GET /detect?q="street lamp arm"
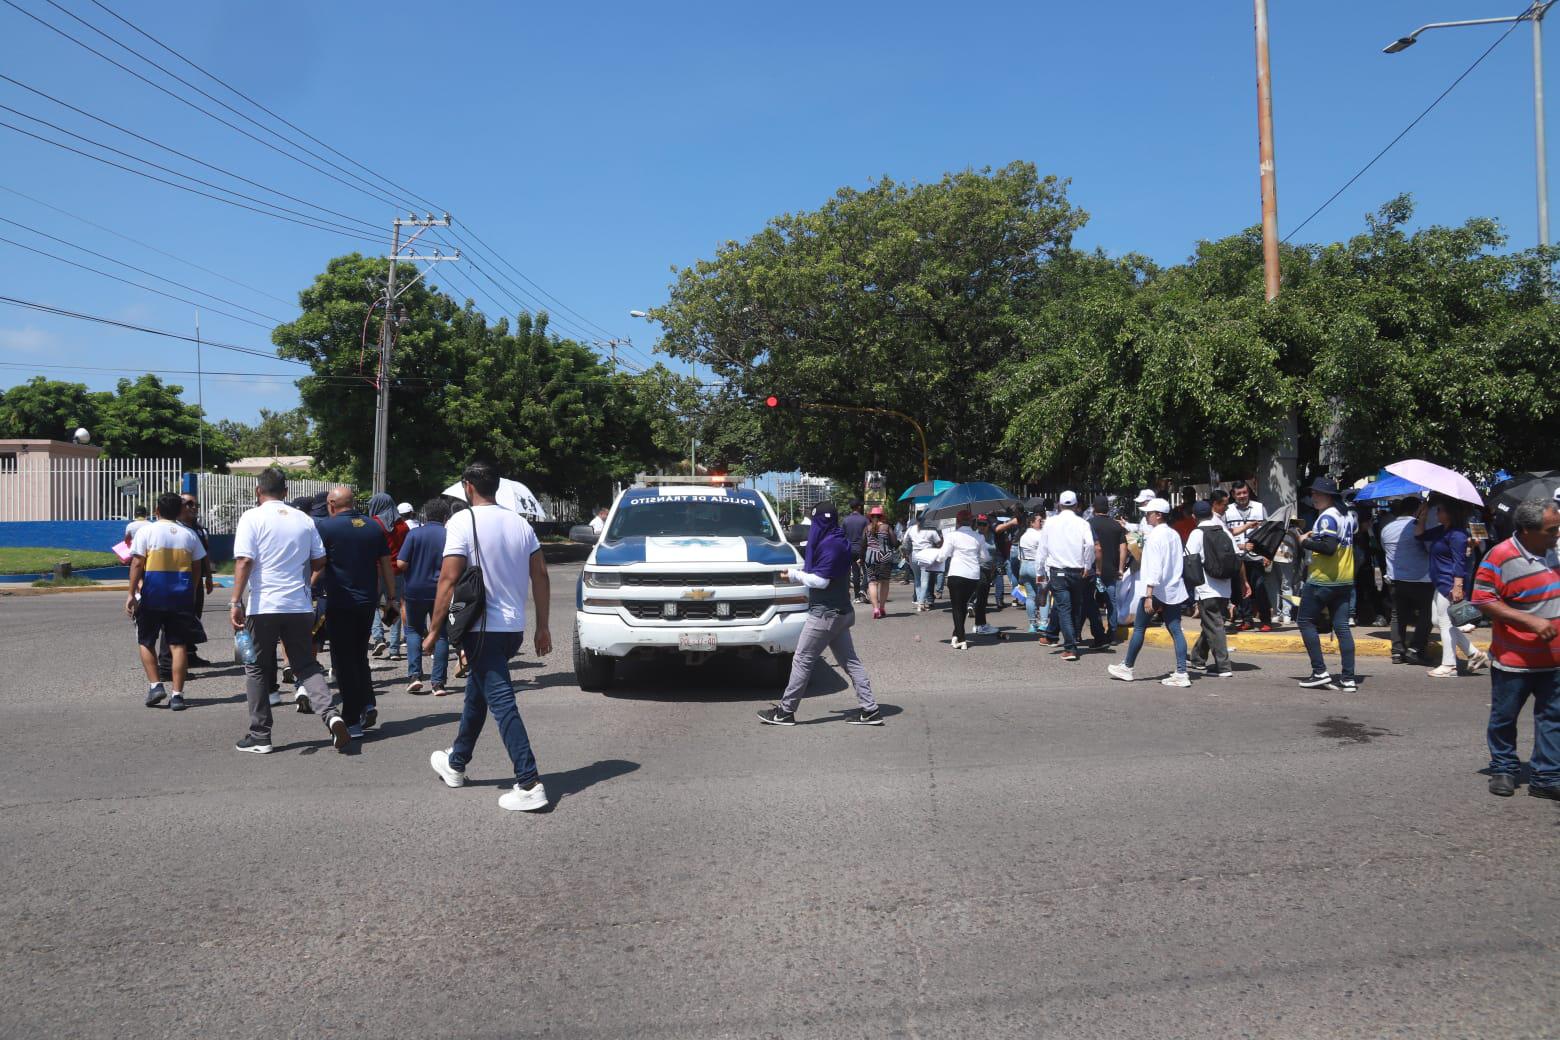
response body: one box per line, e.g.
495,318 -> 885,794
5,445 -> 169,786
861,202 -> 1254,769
1387,3 -> 1557,52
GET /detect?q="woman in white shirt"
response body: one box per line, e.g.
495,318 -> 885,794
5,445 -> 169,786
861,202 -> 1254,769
907,512 -> 944,611
937,509 -> 992,649
1016,513 -> 1049,635
1108,498 -> 1190,686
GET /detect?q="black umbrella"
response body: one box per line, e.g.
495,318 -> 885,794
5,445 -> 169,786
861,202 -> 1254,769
1022,497 -> 1049,513
1488,471 -> 1560,525
920,482 -> 1021,525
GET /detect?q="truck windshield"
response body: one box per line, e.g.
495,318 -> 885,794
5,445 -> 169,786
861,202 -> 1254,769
607,495 -> 779,541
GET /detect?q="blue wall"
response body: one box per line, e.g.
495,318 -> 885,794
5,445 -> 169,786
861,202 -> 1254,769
0,520 -> 127,551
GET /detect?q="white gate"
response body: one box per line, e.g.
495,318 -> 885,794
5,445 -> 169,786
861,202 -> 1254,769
0,457 -> 183,521
197,473 -> 340,534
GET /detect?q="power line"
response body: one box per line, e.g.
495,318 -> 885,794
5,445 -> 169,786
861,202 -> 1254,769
0,72 -> 384,233
1284,18 -> 1524,243
0,293 -> 304,363
0,231 -> 279,329
0,103 -> 384,241
0,0 -> 405,211
450,222 -> 627,341
85,0 -> 447,216
0,360 -> 424,384
0,116 -> 383,243
0,213 -> 287,324
0,181 -> 295,307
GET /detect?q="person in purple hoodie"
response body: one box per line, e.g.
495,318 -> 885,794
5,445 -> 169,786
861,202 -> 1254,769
758,501 -> 881,727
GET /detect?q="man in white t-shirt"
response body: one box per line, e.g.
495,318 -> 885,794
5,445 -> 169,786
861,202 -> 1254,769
123,504 -> 150,545
1224,480 -> 1272,630
426,462 -> 554,812
588,506 -> 608,539
230,468 -> 346,754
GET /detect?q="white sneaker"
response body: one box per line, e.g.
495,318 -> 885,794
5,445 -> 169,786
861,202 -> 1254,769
429,748 -> 466,788
407,679 -> 428,694
951,639 -> 969,651
1161,672 -> 1191,688
975,624 -> 998,635
499,781 -> 548,812
1107,663 -> 1134,682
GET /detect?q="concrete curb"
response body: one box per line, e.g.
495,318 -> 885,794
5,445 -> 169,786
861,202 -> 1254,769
1,581 -> 130,597
1134,622 -> 1490,658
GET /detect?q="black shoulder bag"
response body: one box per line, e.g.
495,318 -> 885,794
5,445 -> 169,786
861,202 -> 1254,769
447,510 -> 487,648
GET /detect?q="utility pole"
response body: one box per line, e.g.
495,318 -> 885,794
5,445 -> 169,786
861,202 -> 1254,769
372,213 -> 457,494
1254,0 -> 1281,301
194,308 -> 204,473
1534,2 -> 1551,250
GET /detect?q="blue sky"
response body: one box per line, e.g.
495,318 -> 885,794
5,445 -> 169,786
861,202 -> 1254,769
0,0 -> 1551,428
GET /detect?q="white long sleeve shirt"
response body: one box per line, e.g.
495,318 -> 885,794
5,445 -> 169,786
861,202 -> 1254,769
1038,509 -> 1095,572
1135,521 -> 1189,605
938,526 -> 990,581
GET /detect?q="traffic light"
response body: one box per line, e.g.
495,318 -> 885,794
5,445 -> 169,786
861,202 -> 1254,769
760,394 -> 796,409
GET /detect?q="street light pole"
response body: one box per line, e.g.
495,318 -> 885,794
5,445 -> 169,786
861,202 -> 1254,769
1384,1 -> 1555,251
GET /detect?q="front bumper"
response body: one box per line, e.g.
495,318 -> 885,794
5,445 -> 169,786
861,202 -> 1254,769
576,608 -> 808,658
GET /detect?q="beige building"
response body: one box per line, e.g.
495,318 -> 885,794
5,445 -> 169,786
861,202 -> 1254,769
226,455 -> 315,475
0,440 -> 182,521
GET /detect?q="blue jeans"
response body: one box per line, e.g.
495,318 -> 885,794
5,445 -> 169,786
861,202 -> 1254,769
1018,563 -> 1049,628
1297,582 -> 1355,680
1123,597 -> 1188,673
1488,667 -> 1560,787
1096,578 -> 1119,635
448,631 -> 538,785
371,575 -> 405,650
403,598 -> 448,687
1048,570 -> 1086,653
916,566 -> 941,606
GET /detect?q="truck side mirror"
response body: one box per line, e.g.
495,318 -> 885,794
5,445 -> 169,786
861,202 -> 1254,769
569,524 -> 599,545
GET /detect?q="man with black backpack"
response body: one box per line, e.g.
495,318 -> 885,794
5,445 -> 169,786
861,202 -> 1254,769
1188,501 -> 1240,678
424,462 -> 554,813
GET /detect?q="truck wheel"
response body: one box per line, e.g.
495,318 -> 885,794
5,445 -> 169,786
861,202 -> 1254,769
768,652 -> 795,687
573,626 -> 614,692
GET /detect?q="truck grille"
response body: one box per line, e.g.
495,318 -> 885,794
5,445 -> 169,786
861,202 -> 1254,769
624,599 -> 773,621
620,572 -> 771,587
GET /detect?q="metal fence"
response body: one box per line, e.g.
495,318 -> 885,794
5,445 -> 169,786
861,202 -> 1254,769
196,472 -> 339,534
0,457 -> 183,521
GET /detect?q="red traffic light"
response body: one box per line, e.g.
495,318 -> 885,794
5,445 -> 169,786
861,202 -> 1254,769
765,395 -> 779,408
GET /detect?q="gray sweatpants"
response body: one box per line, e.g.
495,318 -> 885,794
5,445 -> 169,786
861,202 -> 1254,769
779,610 -> 874,714
244,612 -> 334,740
1192,597 -> 1231,672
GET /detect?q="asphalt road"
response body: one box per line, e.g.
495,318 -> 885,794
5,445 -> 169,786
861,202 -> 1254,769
1,568 -> 1556,1039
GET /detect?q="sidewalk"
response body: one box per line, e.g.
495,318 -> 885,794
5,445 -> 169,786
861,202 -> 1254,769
1131,617 -> 1489,658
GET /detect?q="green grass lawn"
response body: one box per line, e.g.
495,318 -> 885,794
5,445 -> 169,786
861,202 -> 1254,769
0,547 -> 121,575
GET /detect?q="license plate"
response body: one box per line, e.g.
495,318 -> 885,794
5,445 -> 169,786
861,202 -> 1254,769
678,632 -> 717,652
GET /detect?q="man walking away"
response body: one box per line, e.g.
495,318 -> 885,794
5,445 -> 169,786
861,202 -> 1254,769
1473,499 -> 1560,799
1087,494 -> 1128,647
1041,491 -> 1096,662
1187,501 -> 1236,679
1109,498 -> 1191,686
1017,513 -> 1048,634
1382,496 -> 1433,664
366,492 -> 407,659
1294,477 -> 1359,692
758,501 -> 879,727
316,486 -> 398,740
841,500 -> 870,604
399,497 -> 451,695
425,462 -> 554,812
126,492 -> 206,711
124,504 -> 150,545
231,468 -> 348,753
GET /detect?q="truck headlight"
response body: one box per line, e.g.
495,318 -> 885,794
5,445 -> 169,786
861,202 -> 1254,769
585,570 -> 621,588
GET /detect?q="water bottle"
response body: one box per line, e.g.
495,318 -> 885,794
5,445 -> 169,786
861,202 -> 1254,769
234,630 -> 258,665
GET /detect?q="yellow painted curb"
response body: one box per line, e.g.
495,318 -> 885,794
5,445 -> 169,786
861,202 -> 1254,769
1134,624 -> 1490,657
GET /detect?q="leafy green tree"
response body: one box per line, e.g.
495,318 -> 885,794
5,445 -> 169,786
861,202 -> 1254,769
650,162 -> 1086,494
96,375 -> 234,466
0,377 -> 103,441
216,407 -> 315,459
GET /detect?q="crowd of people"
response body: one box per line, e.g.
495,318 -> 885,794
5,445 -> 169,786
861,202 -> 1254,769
124,463 -> 555,812
121,465 -> 1560,807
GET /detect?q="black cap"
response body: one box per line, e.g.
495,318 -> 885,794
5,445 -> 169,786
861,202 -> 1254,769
1092,494 -> 1110,513
1306,476 -> 1342,498
1192,500 -> 1213,519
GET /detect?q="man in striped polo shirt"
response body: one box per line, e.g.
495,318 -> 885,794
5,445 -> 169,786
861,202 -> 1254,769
1472,498 -> 1560,799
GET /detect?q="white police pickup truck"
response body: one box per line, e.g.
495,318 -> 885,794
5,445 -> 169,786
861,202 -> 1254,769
571,479 -> 807,691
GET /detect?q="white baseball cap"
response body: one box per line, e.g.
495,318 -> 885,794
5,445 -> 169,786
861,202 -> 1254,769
1145,497 -> 1171,514
1058,490 -> 1078,507
396,501 -> 413,515
1135,489 -> 1155,505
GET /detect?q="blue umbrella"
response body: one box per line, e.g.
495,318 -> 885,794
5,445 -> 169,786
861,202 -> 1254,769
897,479 -> 956,503
1353,471 -> 1426,502
920,481 -> 1020,524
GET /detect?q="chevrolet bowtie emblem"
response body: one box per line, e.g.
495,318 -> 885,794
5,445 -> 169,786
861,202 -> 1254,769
684,589 -> 715,601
